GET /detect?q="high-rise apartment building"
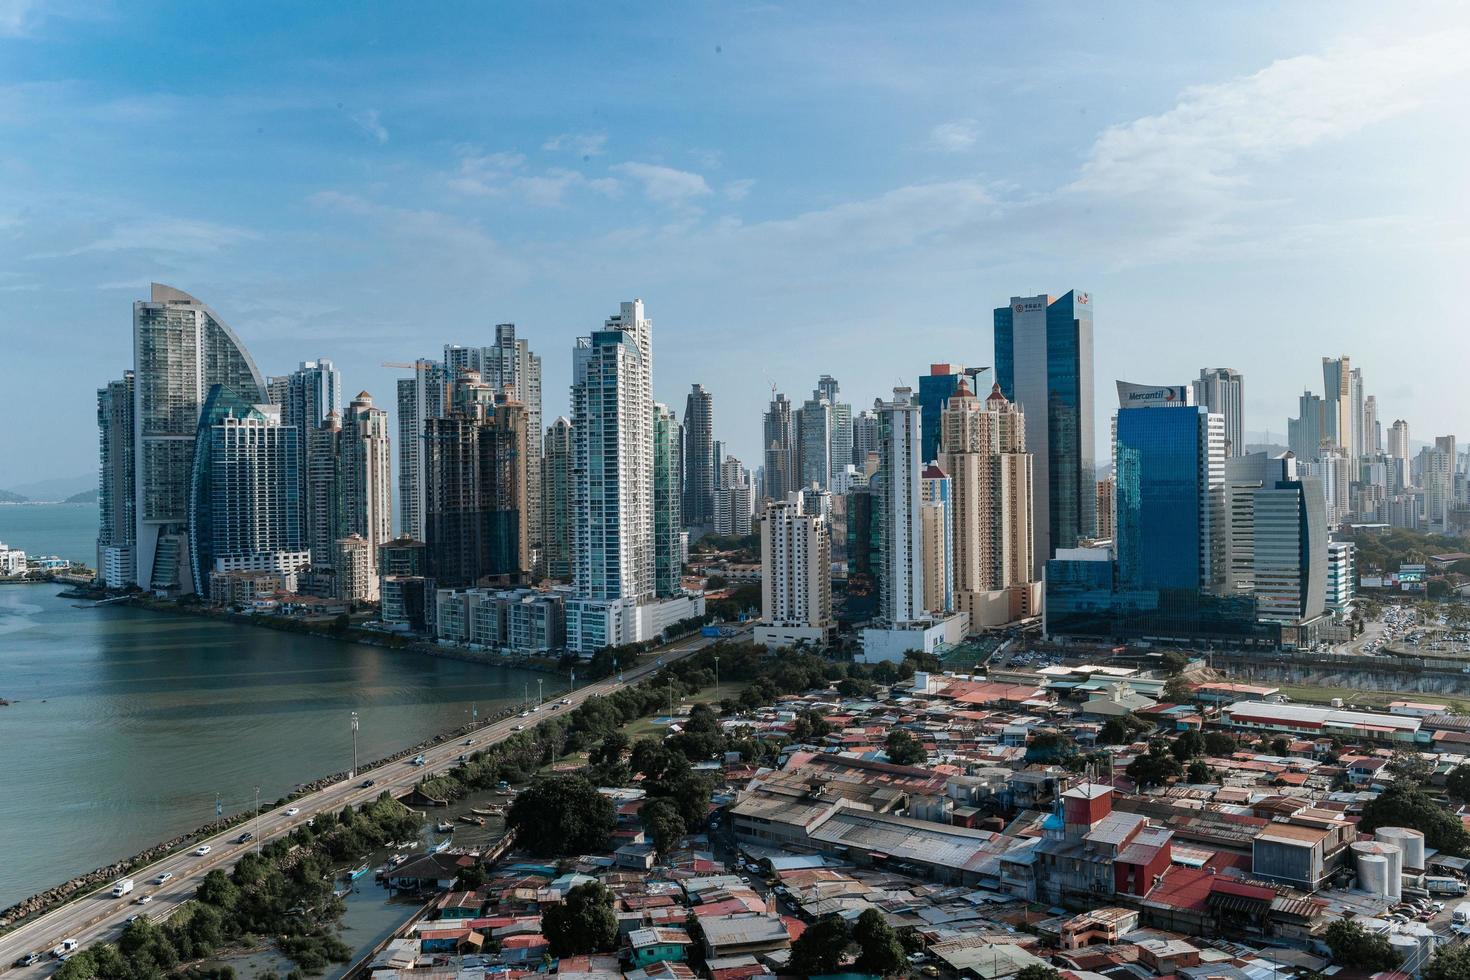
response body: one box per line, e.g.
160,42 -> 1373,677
423,372 -> 530,588
682,384 -> 715,527
305,413 -> 342,564
851,410 -> 880,468
1325,540 -> 1356,616
188,389 -> 305,597
131,284 -> 268,593
1287,391 -> 1326,462
1388,419 -> 1411,491
762,393 -> 797,502
268,359 -> 341,548
1095,477 -> 1114,542
874,388 -> 924,624
396,359 -> 449,540
938,379 -> 1038,626
796,392 -> 833,490
653,403 -> 684,597
754,492 -> 834,649
919,465 -> 953,615
541,417 -> 574,581
96,372 -> 136,586
339,391 -> 392,595
918,363 -> 990,465
1321,356 -> 1353,455
819,376 -> 854,480
1191,368 -> 1244,458
994,290 -> 1095,571
1425,436 -> 1457,531
1362,395 -> 1380,456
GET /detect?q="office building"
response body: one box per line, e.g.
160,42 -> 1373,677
994,290 -> 1095,571
1388,419 -> 1411,491
654,403 -> 684,597
423,372 -> 530,588
96,372 -> 136,586
918,363 -> 990,465
938,379 -> 1039,627
1253,456 -> 1328,635
188,389 -> 307,600
339,391 -> 392,593
762,392 -> 797,501
1325,541 -> 1356,617
1319,450 -> 1353,524
683,384 -> 716,527
796,391 -> 833,490
755,493 -> 834,649
819,376 -> 854,480
396,359 -> 449,540
542,416 -> 574,581
131,284 -> 269,593
1192,368 -> 1244,458
873,387 -> 924,624
920,465 -> 953,615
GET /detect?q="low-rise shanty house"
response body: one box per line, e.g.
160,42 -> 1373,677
1135,937 -> 1201,972
627,927 -> 695,967
625,961 -> 698,980
554,953 -> 623,979
418,926 -> 483,955
616,842 -> 658,870
434,890 -> 484,919
1059,908 -> 1139,949
699,915 -> 793,961
928,935 -> 1051,978
386,852 -> 470,893
498,932 -> 551,964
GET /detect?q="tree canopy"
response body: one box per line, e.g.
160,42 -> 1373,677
789,916 -> 851,976
508,774 -> 617,856
542,882 -> 619,956
885,729 -> 928,766
852,908 -> 907,977
1324,919 -> 1399,971
1360,782 -> 1470,855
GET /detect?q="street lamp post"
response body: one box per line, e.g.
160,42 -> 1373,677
350,711 -> 359,779
254,786 -> 261,854
714,656 -> 720,693
537,678 -> 543,709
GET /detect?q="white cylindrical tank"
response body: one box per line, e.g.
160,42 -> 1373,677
1388,934 -> 1420,966
1377,827 -> 1427,872
1354,841 -> 1403,899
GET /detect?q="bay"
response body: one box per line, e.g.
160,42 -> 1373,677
0,586 -> 563,911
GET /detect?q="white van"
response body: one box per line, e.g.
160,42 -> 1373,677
111,879 -> 134,898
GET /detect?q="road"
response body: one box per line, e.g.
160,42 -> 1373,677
0,626 -> 742,974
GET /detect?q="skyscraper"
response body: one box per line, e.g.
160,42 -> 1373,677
397,358 -> 449,540
96,372 -> 136,587
682,383 -> 716,527
1362,395 -> 1380,456
267,359 -> 341,550
796,392 -> 832,490
754,493 -> 834,649
188,389 -> 305,597
1287,391 -> 1325,462
851,410 -> 880,468
305,413 -> 342,564
1191,368 -> 1244,458
653,403 -> 684,597
339,391 -> 393,596
1321,355 -> 1353,453
1425,436 -> 1457,531
918,363 -> 990,465
938,379 -> 1038,626
541,416 -> 574,581
1388,419 -> 1411,491
762,393 -> 796,502
919,465 -> 953,615
994,290 -> 1095,572
131,284 -> 268,593
818,376 -> 854,479
1253,455 -> 1328,629
874,388 -> 924,624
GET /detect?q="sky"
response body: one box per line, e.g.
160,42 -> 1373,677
2,1 -> 1469,485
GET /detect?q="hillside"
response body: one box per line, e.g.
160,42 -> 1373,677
0,489 -> 28,504
64,489 -> 98,504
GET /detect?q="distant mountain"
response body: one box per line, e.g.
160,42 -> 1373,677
64,488 -> 98,504
2,474 -> 94,502
0,489 -> 27,504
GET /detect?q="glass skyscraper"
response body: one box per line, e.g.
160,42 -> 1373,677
994,291 -> 1095,574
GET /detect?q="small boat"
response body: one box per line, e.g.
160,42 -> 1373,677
333,885 -> 351,899
430,838 -> 452,853
458,814 -> 486,827
470,806 -> 503,817
349,863 -> 371,880
435,821 -> 455,833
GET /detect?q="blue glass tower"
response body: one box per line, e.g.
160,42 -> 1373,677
917,363 -> 989,464
994,291 -> 1095,572
1115,405 -> 1209,592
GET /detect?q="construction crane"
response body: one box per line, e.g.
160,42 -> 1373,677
382,361 -> 421,370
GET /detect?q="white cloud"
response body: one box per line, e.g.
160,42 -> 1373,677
723,178 -> 755,202
27,217 -> 257,260
0,0 -> 37,37
542,132 -> 607,157
612,162 -> 711,204
446,151 -> 617,205
929,119 -> 978,152
349,108 -> 389,144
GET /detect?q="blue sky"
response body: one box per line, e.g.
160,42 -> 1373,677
3,1 -> 1469,483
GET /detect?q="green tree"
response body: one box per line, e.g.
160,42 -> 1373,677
1025,730 -> 1078,763
1126,744 -> 1183,789
1186,760 -> 1214,784
542,882 -> 619,955
640,797 -> 687,856
1162,676 -> 1196,703
885,729 -> 927,766
1423,939 -> 1470,980
791,709 -> 833,744
508,774 -> 617,856
1171,729 -> 1206,761
1387,750 -> 1435,786
1016,967 -> 1063,980
1270,737 -> 1289,755
1324,919 -> 1398,971
1158,651 -> 1189,675
852,908 -> 907,977
1097,714 -> 1149,746
790,916 -> 852,976
1446,764 -> 1470,801
1360,782 -> 1470,855
1203,731 -> 1237,756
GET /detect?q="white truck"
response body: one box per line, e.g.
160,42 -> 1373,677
111,878 -> 134,898
1426,876 -> 1467,896
1453,902 -> 1470,933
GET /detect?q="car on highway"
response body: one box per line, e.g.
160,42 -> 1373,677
134,895 -> 153,906
360,778 -> 376,788
13,953 -> 41,968
514,723 -> 525,730
155,872 -> 174,884
125,913 -> 150,925
561,697 -> 572,705
194,844 -> 212,856
51,940 -> 78,958
285,806 -> 301,816
235,831 -> 254,844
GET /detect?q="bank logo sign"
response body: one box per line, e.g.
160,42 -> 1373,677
1116,382 -> 1189,408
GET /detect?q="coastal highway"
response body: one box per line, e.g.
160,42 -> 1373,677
0,626 -> 743,974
